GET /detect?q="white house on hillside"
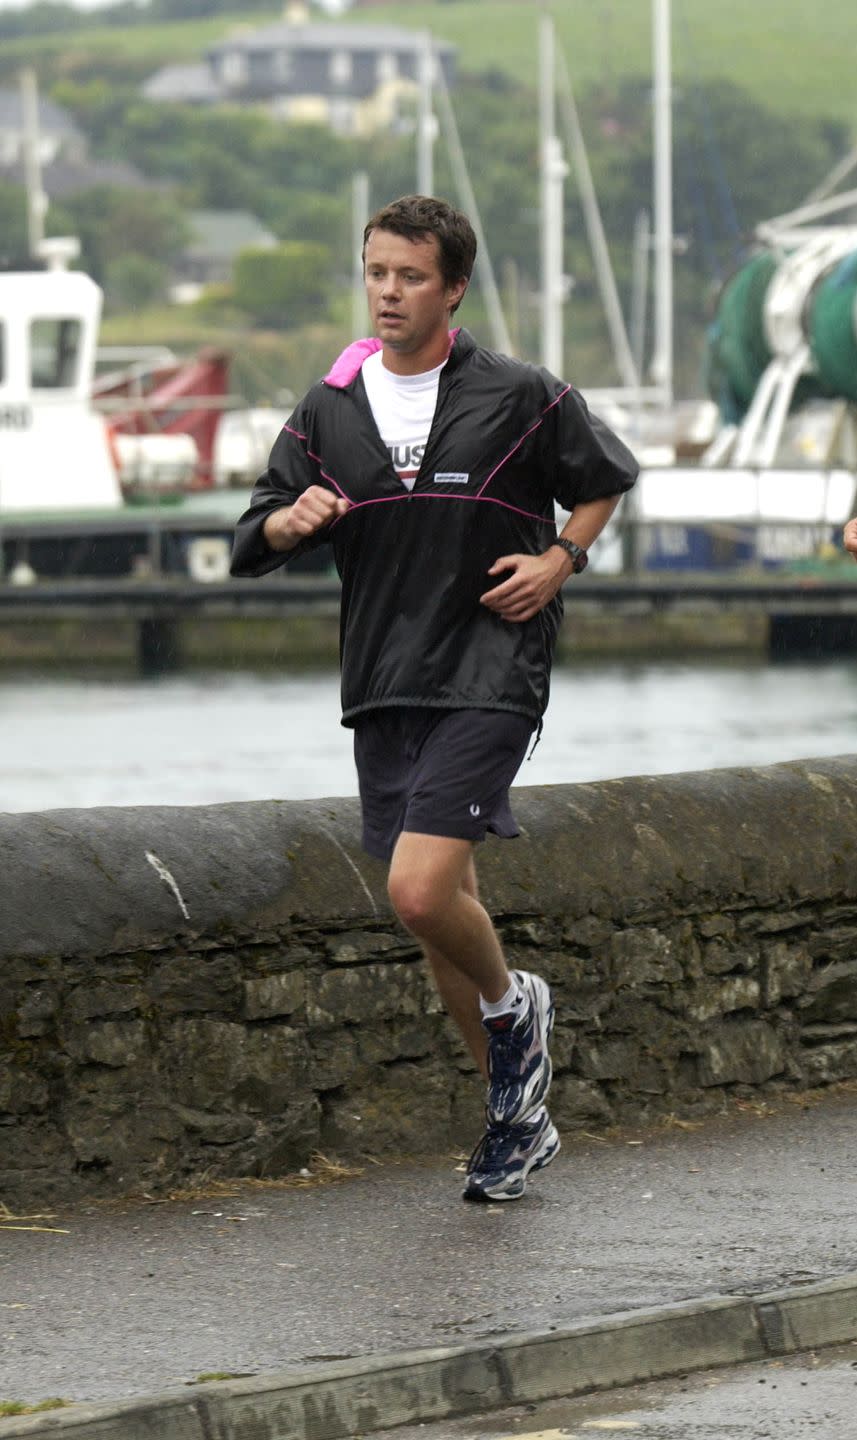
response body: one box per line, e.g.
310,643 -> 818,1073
0,88 -> 85,170
142,3 -> 456,139
172,209 -> 280,301
0,87 -> 153,201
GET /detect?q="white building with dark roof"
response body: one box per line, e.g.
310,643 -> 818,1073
0,88 -> 86,170
180,209 -> 280,286
0,87 -> 157,199
142,4 -> 456,138
141,63 -> 223,106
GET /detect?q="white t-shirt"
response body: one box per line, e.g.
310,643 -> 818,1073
361,350 -> 445,491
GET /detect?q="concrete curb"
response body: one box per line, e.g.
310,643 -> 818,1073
3,1275 -> 857,1440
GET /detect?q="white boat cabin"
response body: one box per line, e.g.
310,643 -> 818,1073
0,243 -> 121,512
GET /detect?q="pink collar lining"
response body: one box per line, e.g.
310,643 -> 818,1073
323,329 -> 460,389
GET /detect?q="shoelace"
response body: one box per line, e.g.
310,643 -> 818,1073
467,1117 -> 537,1173
487,1022 -> 531,1085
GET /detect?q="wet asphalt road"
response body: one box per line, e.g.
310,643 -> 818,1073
1,1089 -> 856,1406
371,1344 -> 857,1438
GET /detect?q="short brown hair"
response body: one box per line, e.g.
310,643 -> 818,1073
363,194 -> 477,308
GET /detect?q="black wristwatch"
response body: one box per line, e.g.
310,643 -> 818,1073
550,538 -> 589,573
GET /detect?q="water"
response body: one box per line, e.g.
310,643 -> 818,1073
3,658 -> 857,815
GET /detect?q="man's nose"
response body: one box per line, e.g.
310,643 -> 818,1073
380,273 -> 401,297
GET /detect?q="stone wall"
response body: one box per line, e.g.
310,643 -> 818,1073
2,757 -> 857,1203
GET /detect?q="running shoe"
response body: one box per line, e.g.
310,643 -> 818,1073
462,1107 -> 560,1202
483,969 -> 555,1125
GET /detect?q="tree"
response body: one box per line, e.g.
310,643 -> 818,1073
578,76 -> 850,291
104,252 -> 169,310
232,242 -> 333,327
0,182 -> 31,265
59,186 -> 189,283
0,182 -> 79,268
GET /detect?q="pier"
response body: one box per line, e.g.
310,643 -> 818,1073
2,569 -> 857,669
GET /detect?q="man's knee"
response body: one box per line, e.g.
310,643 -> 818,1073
387,833 -> 474,936
387,870 -> 446,936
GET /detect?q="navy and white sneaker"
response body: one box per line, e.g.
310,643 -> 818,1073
484,970 -> 555,1126
462,1107 -> 560,1202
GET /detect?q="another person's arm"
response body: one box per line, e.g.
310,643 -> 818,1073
844,518 -> 857,561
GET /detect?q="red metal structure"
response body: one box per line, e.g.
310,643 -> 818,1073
92,347 -> 232,488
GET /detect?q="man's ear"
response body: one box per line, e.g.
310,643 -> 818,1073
448,278 -> 469,314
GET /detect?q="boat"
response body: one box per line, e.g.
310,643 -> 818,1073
0,237 -> 289,583
634,207 -> 857,572
541,2 -> 857,575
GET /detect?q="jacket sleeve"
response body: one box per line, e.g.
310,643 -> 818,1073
230,396 -> 332,577
540,379 -> 639,510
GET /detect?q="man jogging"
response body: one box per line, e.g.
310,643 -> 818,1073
231,194 -> 638,1202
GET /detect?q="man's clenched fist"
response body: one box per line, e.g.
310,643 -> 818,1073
264,486 -> 350,552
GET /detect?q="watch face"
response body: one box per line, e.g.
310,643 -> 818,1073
574,550 -> 588,573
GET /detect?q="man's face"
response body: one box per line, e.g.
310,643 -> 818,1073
364,228 -> 467,370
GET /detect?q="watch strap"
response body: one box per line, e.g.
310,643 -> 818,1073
551,538 -> 588,573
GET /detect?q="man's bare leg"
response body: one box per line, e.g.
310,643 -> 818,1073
388,831 -> 558,1200
420,855 -> 488,1078
387,832 -> 511,1074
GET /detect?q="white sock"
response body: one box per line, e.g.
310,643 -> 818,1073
480,978 -> 525,1018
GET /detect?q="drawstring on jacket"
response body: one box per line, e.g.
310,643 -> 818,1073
526,718 -> 544,761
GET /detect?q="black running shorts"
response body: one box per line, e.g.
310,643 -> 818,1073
353,707 -> 535,863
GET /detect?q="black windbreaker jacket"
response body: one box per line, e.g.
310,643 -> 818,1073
231,328 -> 638,727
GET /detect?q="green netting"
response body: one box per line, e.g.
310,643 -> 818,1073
808,251 -> 857,402
706,252 -> 778,418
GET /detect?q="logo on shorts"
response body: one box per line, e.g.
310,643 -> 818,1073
469,802 -> 481,817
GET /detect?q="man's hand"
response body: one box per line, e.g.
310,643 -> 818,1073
845,518 -> 857,562
480,550 -> 571,623
264,486 -> 350,552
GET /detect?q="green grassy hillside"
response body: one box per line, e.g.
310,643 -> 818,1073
1,0 -> 855,129
349,1 -> 857,127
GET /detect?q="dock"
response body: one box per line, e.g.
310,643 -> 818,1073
2,569 -> 857,670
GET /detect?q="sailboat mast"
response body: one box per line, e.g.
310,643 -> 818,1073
351,170 -> 370,339
651,0 -> 673,405
416,31 -> 437,196
20,67 -> 47,259
539,9 -> 567,375
433,63 -> 513,354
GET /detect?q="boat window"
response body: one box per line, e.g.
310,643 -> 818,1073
29,317 -> 82,389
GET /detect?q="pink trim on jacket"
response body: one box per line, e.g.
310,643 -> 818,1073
322,329 -> 461,390
329,490 -> 553,530
476,384 -> 572,497
323,337 -> 382,389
